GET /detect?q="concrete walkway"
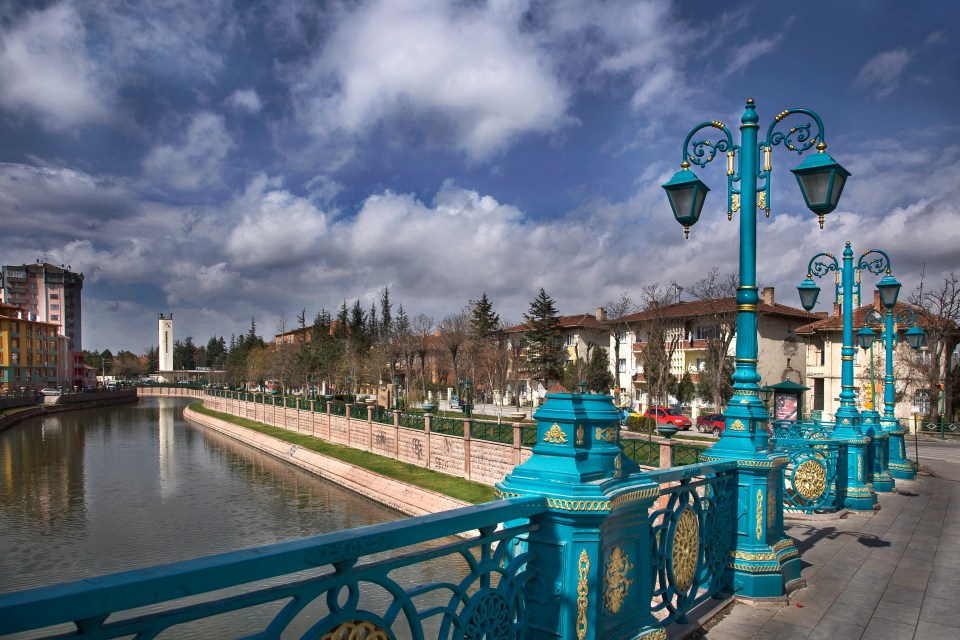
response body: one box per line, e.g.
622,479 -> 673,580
691,443 -> 960,639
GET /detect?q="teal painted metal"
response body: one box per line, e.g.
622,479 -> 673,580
797,242 -> 903,510
666,99 -> 830,598
864,307 -> 922,480
0,496 -> 547,639
773,436 -> 848,513
349,403 -> 368,420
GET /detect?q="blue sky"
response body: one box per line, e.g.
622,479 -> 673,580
1,0 -> 957,353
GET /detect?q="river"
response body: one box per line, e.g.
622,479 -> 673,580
0,396 -> 404,596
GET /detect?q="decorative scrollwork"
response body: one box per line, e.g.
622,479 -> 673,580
793,460 -> 827,500
543,423 -> 568,444
671,509 -> 699,592
858,249 -> 892,276
321,620 -> 390,640
765,108 -> 825,155
687,137 -> 732,168
807,252 -> 839,279
576,550 -> 589,640
603,547 -> 634,614
462,591 -> 513,640
595,427 -> 617,443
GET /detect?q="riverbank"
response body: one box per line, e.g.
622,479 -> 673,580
184,405 -> 477,518
0,390 -> 138,433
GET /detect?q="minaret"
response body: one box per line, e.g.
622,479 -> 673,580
159,313 -> 173,372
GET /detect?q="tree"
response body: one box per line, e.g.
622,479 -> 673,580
438,310 -> 470,391
640,284 -> 681,407
602,292 -> 637,389
686,268 -> 738,410
468,293 -> 507,403
311,308 -> 342,391
411,314 -> 435,402
907,273 -> 960,421
524,288 -> 563,388
114,350 -> 147,379
586,346 -> 615,393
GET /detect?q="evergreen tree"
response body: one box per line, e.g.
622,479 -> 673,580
470,292 -> 501,342
586,346 -> 615,393
349,299 -> 368,354
380,287 -> 393,336
524,288 -> 563,386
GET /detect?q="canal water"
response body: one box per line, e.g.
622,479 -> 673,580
0,396 -> 405,598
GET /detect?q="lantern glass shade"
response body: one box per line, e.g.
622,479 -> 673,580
758,386 -> 773,403
856,326 -> 877,350
905,325 -> 927,350
790,152 -> 851,215
662,168 -> 709,228
797,276 -> 821,311
876,273 -> 901,308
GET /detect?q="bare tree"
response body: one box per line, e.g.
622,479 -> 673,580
603,291 -> 638,390
907,273 -> 960,421
270,312 -> 299,394
640,284 -> 681,408
411,314 -> 435,403
438,310 -> 470,393
686,268 -> 739,410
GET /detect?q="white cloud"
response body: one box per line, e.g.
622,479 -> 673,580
224,174 -> 330,267
226,88 -> 262,114
142,111 -> 235,190
855,48 -> 913,98
290,0 -> 572,159
0,2 -> 109,129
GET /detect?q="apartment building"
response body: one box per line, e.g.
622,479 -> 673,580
0,262 -> 84,387
612,288 -> 818,413
0,303 -> 62,392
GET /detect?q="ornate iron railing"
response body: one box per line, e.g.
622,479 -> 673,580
398,412 -> 426,431
773,437 -> 848,513
329,402 -> 347,417
431,416 -> 465,437
374,407 -> 394,425
0,497 -> 548,639
471,420 -> 514,444
621,439 -> 660,466
771,419 -> 833,440
644,462 -> 736,625
674,443 -> 706,466
349,404 -> 369,420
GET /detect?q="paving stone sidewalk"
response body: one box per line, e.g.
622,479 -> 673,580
692,457 -> 960,639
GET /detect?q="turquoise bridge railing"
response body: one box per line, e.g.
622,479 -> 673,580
1,390 -> 805,638
772,420 -> 849,513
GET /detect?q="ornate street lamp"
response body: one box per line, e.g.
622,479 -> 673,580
665,98 -> 846,597
463,378 -> 473,418
861,297 -> 926,481
393,376 -> 401,411
796,243 -> 900,509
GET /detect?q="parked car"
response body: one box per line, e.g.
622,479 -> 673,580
642,406 -> 692,430
696,413 -> 726,436
40,388 -> 61,396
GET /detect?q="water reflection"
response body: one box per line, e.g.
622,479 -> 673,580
0,397 -> 403,595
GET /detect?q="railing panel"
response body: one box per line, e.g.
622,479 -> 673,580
621,439 -> 659,466
0,498 -> 548,639
349,404 -> 368,420
471,420 -> 513,444
374,407 -> 394,425
397,412 -> 425,431
430,416 -> 464,438
773,437 -> 848,513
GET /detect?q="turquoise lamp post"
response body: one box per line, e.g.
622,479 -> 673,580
664,98 -> 849,598
797,244 -> 899,510
859,300 -> 926,481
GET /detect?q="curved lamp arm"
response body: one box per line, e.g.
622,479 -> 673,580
805,252 -> 840,280
858,249 -> 893,276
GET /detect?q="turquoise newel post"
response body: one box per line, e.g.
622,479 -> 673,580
864,305 -> 925,479
663,98 -> 851,598
496,390 -> 661,640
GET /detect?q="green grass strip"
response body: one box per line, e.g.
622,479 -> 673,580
189,403 -> 495,505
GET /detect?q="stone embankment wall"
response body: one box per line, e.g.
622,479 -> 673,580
0,389 -> 138,433
202,394 -> 533,486
183,406 -> 469,518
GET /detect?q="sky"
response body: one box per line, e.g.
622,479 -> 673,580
0,0 -> 958,354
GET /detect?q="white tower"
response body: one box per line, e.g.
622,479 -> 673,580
159,313 -> 173,372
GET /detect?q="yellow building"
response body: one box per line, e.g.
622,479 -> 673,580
0,303 -> 60,392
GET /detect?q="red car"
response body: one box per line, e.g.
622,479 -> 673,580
696,413 -> 725,436
642,406 -> 692,430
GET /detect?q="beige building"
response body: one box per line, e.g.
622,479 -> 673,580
612,288 -> 817,414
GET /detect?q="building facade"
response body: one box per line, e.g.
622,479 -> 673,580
0,303 -> 61,392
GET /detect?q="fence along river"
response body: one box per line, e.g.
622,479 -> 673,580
0,396 -> 428,637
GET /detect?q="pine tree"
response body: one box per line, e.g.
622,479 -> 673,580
335,300 -> 349,340
586,346 -> 615,393
524,288 -> 563,386
380,287 -> 393,336
470,292 -> 501,342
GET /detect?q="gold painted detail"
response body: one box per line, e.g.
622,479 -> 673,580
728,562 -> 781,573
842,418 -> 850,425
672,509 -> 700,591
756,490 -> 764,540
793,460 -> 827,500
321,621 -> 389,640
609,487 -> 659,510
730,419 -> 746,431
576,425 -> 584,446
577,550 -> 589,640
603,547 -> 634,614
847,486 -> 874,496
595,427 -> 617,443
858,455 -> 863,481
779,549 -> 799,562
773,538 -> 794,553
757,190 -> 767,211
763,145 -> 772,171
737,304 -> 758,312
614,454 -> 623,479
638,629 -> 667,640
775,109 -> 790,122
543,423 -> 568,444
547,497 -> 609,512
494,488 -> 522,500
731,193 -> 741,213
711,119 -> 726,129
730,550 -> 777,561
727,151 -> 735,176
768,491 -> 777,524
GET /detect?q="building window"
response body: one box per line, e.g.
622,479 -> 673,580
915,350 -> 931,365
695,325 -> 720,340
618,358 -> 627,373
914,389 -> 931,415
51,304 -> 59,310
50,293 -> 59,299
566,334 -> 576,346
51,315 -> 59,321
